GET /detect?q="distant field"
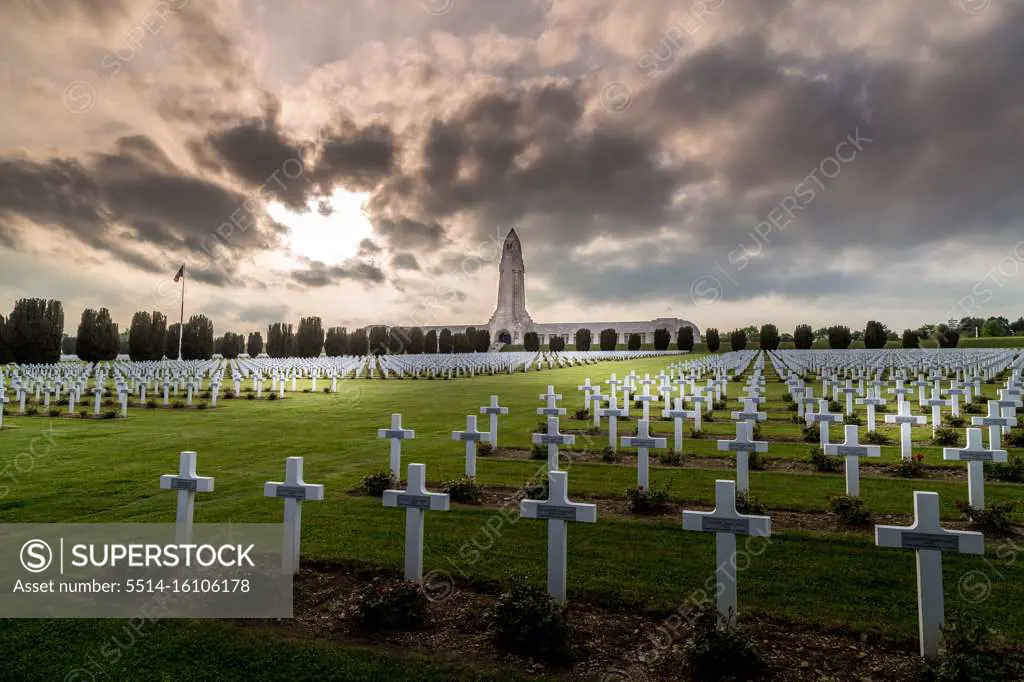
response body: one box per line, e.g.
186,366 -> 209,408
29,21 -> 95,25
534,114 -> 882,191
501,337 -> 1023,352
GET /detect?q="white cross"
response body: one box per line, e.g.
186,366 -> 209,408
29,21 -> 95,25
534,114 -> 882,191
943,427 -> 1007,509
888,380 -> 913,411
588,390 -> 606,428
884,400 -> 927,460
479,395 -> 509,447
159,451 -> 215,545
621,419 -> 667,488
597,395 -> 629,450
383,463 -> 450,584
944,383 -> 967,418
807,399 -> 844,446
689,391 -> 709,429
717,421 -> 768,494
519,470 -> 597,603
996,389 -> 1022,435
840,380 -> 858,415
532,416 -> 575,471
911,376 -> 930,404
264,456 -> 324,574
537,393 -> 566,418
823,425 -> 881,496
605,374 -> 623,403
971,399 -> 1017,450
577,378 -> 593,412
662,397 -> 698,454
453,414 -> 492,477
683,480 -> 770,622
874,491 -> 984,658
855,388 -> 887,432
377,413 -> 415,479
790,386 -> 807,418
730,398 -> 766,424
634,384 -> 657,421
922,388 -> 952,437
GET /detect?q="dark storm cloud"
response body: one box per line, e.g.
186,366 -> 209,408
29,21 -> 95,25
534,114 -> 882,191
0,134 -> 287,286
357,238 -> 382,256
238,302 -> 290,324
290,257 -> 386,288
390,252 -> 420,271
314,119 -> 396,192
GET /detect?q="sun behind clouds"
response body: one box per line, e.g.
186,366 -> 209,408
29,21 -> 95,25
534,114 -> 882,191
266,188 -> 373,263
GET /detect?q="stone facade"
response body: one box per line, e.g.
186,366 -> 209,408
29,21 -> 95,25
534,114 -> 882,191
423,229 -> 701,347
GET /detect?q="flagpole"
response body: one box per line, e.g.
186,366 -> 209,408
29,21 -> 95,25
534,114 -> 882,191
177,269 -> 185,361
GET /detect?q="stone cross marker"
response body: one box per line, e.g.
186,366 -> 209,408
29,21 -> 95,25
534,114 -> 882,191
922,388 -> 952,437
856,388 -> 887,432
717,421 -> 768,494
683,479 -> 771,622
377,413 -> 415,479
621,419 -> 667,489
943,428 -> 1007,509
730,397 -> 766,424
577,378 -> 593,412
159,451 -> 215,545
663,397 -> 698,454
383,463 -> 450,584
823,425 -> 881,496
597,395 -> 629,451
971,400 -> 1017,450
264,456 -> 324,574
807,399 -> 844,446
588,390 -> 606,428
996,389 -> 1022,435
532,416 -> 575,471
840,380 -> 858,415
519,470 -> 597,602
885,401 -> 927,460
479,395 -> 509,447
453,414 -> 492,477
537,393 -> 567,418
874,491 -> 984,658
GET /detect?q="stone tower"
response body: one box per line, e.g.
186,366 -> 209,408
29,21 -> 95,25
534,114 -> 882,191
488,229 -> 533,343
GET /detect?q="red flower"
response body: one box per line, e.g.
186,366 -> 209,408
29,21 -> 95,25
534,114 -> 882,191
915,453 -> 924,461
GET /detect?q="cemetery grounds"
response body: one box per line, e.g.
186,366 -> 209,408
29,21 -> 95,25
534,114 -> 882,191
1,351 -> 1023,680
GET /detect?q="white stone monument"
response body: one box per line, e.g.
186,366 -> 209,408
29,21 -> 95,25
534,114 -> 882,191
383,463 -> 450,584
264,456 -> 324,574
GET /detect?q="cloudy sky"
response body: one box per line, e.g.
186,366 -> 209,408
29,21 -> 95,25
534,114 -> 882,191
1,0 -> 1022,337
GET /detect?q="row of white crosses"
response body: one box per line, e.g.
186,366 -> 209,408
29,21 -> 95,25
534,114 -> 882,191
159,451 -> 324,575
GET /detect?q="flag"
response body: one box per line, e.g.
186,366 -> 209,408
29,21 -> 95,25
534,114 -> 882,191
173,265 -> 184,282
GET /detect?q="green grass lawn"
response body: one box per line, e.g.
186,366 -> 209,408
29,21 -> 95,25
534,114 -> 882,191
1,353 -> 1022,679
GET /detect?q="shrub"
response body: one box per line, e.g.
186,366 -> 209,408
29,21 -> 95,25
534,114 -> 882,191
322,387 -> 331,393
530,444 -> 546,460
489,576 -> 572,663
26,406 -> 39,416
79,409 -> 89,418
689,428 -> 704,439
441,476 -> 483,504
986,455 -> 1024,482
944,415 -> 967,428
600,446 -> 617,463
574,408 -> 589,420
932,427 -> 960,446
267,392 -> 279,401
827,495 -> 872,525
781,393 -> 793,403
477,442 -> 494,457
625,483 -> 672,515
682,603 -> 764,682
864,431 -> 893,445
246,393 -> 256,400
828,400 -> 843,413
735,491 -> 766,514
523,477 -> 549,500
801,425 -> 820,443
196,402 -> 208,410
362,471 -> 396,497
844,413 -> 863,426
355,579 -> 428,632
47,408 -> 62,417
224,390 -> 236,399
102,410 -> 118,419
659,451 -> 681,465
747,450 -> 766,471
712,400 -> 726,411
956,500 -> 1016,535
750,424 -> 762,441
888,453 -> 926,478
808,446 -> 839,472
962,401 -> 983,415
921,611 -> 1021,681
171,401 -> 185,409
102,398 -> 114,407
1007,429 -> 1024,447
145,399 -> 158,409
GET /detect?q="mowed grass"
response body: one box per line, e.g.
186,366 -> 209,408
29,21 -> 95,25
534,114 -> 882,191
1,353 -> 1023,679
